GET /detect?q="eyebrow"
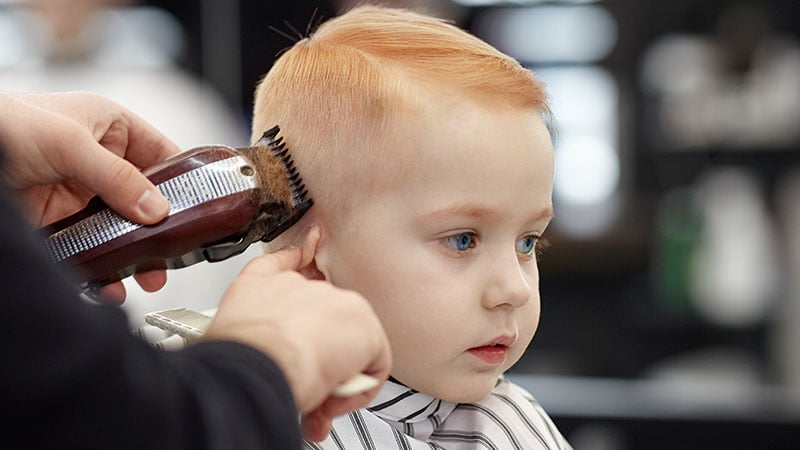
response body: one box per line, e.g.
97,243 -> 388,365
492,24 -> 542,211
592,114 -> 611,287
419,203 -> 554,223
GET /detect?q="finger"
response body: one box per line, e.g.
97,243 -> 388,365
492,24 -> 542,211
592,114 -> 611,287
242,246 -> 303,276
133,270 -> 167,292
359,328 -> 393,388
301,409 -> 332,442
317,383 -> 383,419
298,226 -> 321,269
300,381 -> 384,442
97,282 -> 127,305
299,383 -> 383,442
74,141 -> 170,224
119,108 -> 182,168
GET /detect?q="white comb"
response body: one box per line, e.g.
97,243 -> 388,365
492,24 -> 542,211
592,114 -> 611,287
145,308 -> 380,397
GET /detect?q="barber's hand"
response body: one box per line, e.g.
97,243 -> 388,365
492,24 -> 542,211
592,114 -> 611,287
204,246 -> 392,442
0,91 -> 181,300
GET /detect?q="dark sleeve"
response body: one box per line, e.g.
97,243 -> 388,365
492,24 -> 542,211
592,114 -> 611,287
0,184 -> 301,450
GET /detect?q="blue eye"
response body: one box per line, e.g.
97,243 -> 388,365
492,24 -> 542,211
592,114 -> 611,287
444,232 -> 476,251
516,235 -> 537,256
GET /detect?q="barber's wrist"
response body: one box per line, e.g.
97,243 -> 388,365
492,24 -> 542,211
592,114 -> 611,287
0,92 -> 32,147
0,90 -> 16,106
0,92 -> 15,138
0,92 -> 19,185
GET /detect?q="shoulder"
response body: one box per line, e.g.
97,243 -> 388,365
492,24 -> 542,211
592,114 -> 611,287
305,409 -> 406,450
492,375 -> 536,404
486,376 -> 557,426
474,376 -> 573,450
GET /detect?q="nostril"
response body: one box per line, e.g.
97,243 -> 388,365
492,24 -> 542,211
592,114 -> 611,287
480,258 -> 534,308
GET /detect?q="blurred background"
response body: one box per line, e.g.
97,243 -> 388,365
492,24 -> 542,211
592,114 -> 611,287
3,0 -> 799,448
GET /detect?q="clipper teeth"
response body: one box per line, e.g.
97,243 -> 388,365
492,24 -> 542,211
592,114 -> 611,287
260,126 -> 309,208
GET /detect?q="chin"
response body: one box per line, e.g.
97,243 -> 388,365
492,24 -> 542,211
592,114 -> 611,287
427,375 -> 497,403
439,387 -> 494,404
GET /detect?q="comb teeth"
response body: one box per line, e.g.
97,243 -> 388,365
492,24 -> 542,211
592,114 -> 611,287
260,126 -> 309,207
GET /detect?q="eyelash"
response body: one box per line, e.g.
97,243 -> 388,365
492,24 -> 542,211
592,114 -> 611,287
440,232 -> 549,259
535,237 -> 551,258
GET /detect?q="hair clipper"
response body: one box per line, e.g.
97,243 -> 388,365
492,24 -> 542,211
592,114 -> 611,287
41,126 -> 312,294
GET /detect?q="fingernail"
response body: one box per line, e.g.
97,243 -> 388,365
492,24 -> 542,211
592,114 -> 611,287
138,189 -> 169,220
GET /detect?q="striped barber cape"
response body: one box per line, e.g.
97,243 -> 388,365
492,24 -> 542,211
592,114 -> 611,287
305,376 -> 572,450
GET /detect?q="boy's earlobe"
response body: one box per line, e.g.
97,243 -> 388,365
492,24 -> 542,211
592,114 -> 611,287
299,259 -> 326,280
297,225 -> 327,280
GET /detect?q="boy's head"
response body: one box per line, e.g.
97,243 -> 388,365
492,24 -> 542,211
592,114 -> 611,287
253,5 -> 553,403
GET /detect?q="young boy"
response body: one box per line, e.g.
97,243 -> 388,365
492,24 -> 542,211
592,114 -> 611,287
252,5 -> 571,449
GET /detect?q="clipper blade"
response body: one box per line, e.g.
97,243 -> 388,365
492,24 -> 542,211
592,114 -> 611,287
257,125 -> 309,209
236,126 -> 313,243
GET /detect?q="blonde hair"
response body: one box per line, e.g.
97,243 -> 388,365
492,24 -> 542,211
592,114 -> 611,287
252,5 -> 549,226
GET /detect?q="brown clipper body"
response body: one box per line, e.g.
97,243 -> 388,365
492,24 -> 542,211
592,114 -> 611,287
41,126 -> 312,292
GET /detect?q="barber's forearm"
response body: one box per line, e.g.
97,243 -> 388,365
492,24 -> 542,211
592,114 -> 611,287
175,342 -> 303,450
0,181 -> 301,450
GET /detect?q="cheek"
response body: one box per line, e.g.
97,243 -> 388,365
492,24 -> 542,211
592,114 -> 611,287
516,293 -> 542,350
521,266 -> 542,330
325,236 -> 463,344
346,253 -> 457,332
322,233 -> 414,316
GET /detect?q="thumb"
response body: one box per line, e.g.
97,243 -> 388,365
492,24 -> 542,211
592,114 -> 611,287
242,246 -> 304,275
81,142 -> 169,224
301,409 -> 333,442
299,377 -> 384,441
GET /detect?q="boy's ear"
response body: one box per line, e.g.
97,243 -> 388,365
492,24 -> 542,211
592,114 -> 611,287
297,225 -> 327,281
299,258 -> 326,280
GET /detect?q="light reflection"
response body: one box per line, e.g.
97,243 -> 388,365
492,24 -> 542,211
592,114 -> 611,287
537,66 -> 617,136
554,134 -> 619,205
453,0 -> 598,7
474,4 -> 617,63
538,66 -> 620,237
472,3 -> 621,237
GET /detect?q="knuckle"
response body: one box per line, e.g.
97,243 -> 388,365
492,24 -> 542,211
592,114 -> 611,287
339,290 -> 372,312
242,255 -> 302,280
106,158 -> 137,187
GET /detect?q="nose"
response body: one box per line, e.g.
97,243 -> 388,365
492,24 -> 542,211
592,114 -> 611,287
481,251 -> 533,310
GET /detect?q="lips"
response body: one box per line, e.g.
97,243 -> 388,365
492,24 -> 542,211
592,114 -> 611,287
485,335 -> 516,347
467,335 -> 516,365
